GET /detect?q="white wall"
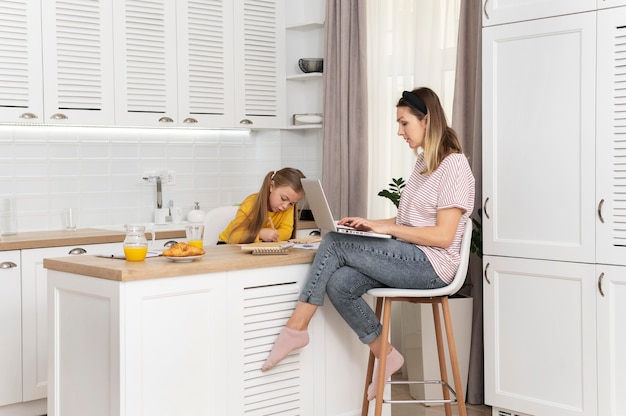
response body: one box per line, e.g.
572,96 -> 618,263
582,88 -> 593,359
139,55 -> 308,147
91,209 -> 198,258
0,126 -> 322,232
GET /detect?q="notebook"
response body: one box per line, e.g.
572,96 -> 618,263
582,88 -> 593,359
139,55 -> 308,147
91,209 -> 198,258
240,241 -> 294,255
301,179 -> 391,239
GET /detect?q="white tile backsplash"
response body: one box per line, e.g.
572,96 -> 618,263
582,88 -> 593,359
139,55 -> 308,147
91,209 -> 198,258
0,126 -> 322,232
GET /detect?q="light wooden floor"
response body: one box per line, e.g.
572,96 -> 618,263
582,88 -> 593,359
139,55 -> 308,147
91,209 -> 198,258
390,375 -> 492,416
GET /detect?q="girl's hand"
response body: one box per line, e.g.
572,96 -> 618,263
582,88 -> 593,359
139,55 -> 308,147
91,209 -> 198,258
259,227 -> 279,242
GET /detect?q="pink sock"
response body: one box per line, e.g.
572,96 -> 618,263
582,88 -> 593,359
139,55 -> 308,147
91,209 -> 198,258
261,327 -> 309,372
367,347 -> 405,401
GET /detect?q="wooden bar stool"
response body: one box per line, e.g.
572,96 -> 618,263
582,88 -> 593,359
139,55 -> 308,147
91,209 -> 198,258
361,219 -> 473,416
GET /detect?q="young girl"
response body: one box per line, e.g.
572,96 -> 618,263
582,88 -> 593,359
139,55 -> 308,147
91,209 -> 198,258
217,168 -> 306,244
260,88 -> 475,402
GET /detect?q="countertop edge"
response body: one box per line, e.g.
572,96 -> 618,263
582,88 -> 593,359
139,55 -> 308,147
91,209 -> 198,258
44,245 -> 317,281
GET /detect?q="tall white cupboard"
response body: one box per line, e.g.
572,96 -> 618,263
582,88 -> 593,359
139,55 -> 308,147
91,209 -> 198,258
482,1 -> 626,416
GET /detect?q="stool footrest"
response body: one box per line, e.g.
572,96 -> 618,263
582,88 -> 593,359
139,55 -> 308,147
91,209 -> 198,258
383,379 -> 459,406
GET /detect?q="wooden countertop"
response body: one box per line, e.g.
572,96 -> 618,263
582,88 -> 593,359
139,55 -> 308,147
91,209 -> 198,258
0,228 -> 185,251
44,244 -> 317,282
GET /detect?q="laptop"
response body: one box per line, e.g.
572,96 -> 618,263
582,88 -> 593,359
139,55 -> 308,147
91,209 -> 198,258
301,179 -> 391,239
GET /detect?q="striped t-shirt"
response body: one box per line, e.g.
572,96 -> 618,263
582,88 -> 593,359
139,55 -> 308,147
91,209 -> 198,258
396,152 -> 475,284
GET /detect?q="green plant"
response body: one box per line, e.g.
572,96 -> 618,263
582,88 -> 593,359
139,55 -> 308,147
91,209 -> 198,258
377,177 -> 406,208
471,209 -> 483,258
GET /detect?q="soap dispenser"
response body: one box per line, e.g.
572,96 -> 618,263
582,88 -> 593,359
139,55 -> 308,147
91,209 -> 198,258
187,202 -> 206,223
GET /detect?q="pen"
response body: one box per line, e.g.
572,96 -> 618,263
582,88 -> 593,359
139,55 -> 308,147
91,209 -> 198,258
269,217 -> 276,230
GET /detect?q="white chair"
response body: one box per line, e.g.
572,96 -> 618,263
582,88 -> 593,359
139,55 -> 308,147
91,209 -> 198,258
202,205 -> 239,245
362,218 -> 473,416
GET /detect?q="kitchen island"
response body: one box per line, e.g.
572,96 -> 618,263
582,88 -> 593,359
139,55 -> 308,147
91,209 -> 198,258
44,245 -> 380,416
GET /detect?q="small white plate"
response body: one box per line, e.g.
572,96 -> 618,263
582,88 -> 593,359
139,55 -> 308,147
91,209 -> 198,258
163,254 -> 205,263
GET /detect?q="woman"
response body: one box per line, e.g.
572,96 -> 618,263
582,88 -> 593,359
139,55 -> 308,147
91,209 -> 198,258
261,87 -> 475,401
218,167 -> 306,244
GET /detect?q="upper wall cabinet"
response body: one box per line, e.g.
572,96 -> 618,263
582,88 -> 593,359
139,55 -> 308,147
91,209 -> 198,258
114,0 -> 284,129
0,0 -> 115,125
0,0 -> 43,123
41,0 -> 115,125
232,0 -> 285,129
113,0 -> 237,128
176,1 -> 235,128
482,0 -> 596,26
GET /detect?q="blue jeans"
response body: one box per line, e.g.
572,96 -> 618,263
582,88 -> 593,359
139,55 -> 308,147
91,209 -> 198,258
299,232 -> 446,344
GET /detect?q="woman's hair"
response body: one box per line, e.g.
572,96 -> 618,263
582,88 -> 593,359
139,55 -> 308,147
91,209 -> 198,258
397,87 -> 462,174
230,167 -> 306,243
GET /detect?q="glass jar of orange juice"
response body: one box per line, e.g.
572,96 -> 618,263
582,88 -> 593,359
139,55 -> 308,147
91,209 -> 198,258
123,225 -> 154,261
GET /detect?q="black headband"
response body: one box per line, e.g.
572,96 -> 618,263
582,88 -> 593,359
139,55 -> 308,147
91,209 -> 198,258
402,91 -> 428,115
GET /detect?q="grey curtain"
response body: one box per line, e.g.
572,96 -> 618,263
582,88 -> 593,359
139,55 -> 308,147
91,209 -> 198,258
322,0 -> 368,218
452,0 -> 484,405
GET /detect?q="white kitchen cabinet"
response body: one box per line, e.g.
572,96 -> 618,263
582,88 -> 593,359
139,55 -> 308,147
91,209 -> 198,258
232,0 -> 285,129
598,0 -> 626,9
481,0 -> 595,26
0,0 -> 115,125
47,262 -> 371,416
0,0 -> 43,124
482,12 -> 596,263
481,5 -> 626,416
597,264 -> 626,416
0,251 -> 22,407
21,242 -> 119,402
113,0 -> 238,128
176,0 -> 235,128
40,0 -> 115,125
112,0 -> 178,127
483,256 -> 597,416
114,0 -> 284,129
596,7 -> 626,266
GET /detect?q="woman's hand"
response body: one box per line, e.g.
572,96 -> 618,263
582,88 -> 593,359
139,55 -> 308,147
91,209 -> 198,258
338,217 -> 394,234
259,227 -> 279,242
339,208 -> 463,248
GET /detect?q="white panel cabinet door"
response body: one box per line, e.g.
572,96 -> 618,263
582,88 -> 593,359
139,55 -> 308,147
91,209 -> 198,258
123,273 -> 229,416
598,0 -> 626,9
597,264 -> 626,416
596,7 -> 626,266
482,12 -> 596,263
113,0 -> 178,127
481,0 -> 596,26
0,0 -> 43,124
233,0 -> 286,129
40,0 -> 115,125
483,256 -> 597,416
0,251 -> 22,407
226,270 -> 313,415
176,0 -> 236,128
21,242 -> 119,401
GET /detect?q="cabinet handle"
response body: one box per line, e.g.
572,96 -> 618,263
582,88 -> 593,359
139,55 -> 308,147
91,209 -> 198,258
163,240 -> 178,248
158,116 -> 174,123
597,199 -> 604,224
239,119 -> 253,125
68,248 -> 87,255
483,0 -> 490,19
50,113 -> 68,120
484,262 -> 491,284
0,261 -> 17,269
19,112 -> 38,119
598,272 -> 605,297
183,117 -> 198,124
483,197 -> 490,219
